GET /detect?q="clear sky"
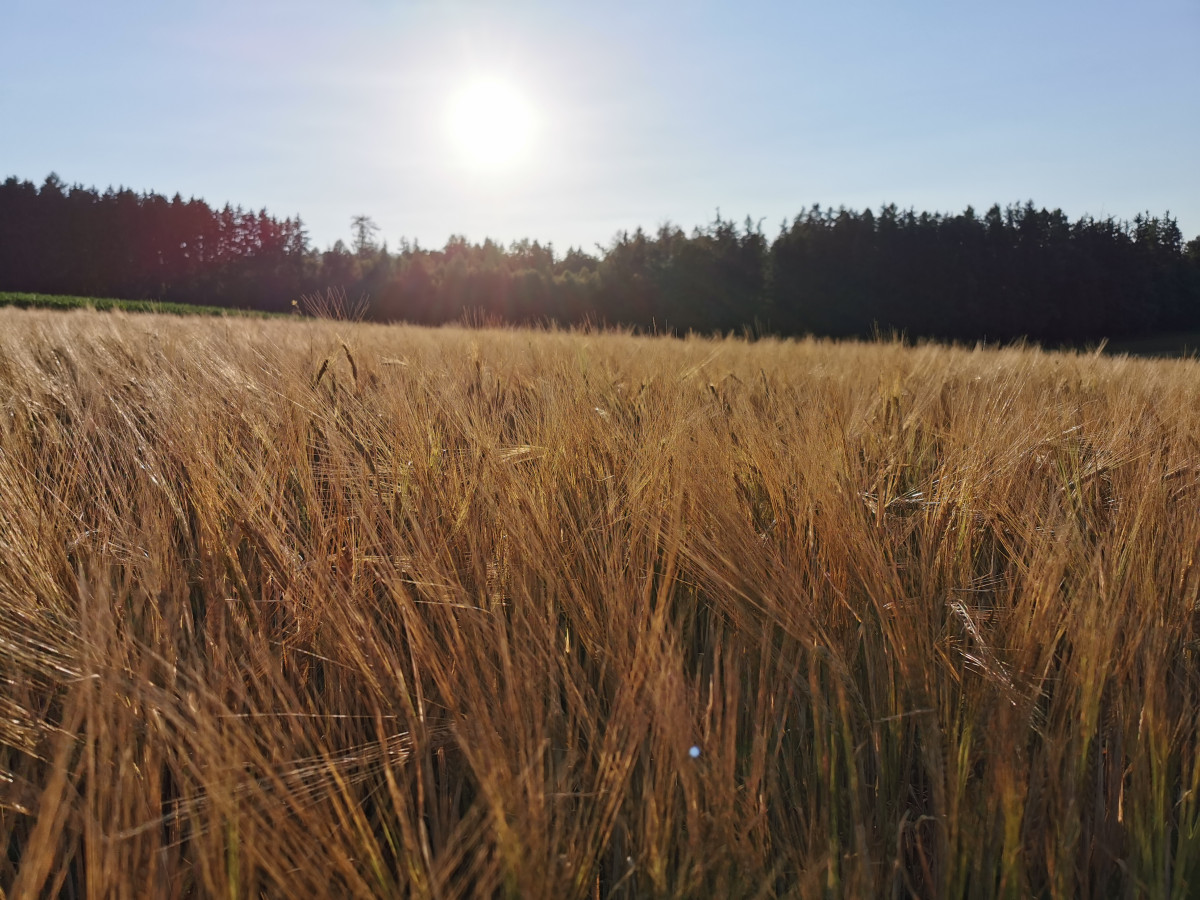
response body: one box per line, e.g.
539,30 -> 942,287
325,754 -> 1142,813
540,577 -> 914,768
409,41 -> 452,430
3,0 -> 1197,253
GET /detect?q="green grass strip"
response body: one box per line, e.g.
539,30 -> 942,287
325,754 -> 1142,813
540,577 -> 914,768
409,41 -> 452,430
0,291 -> 276,318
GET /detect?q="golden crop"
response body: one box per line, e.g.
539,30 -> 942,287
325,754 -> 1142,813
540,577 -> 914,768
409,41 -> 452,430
2,309 -> 1199,897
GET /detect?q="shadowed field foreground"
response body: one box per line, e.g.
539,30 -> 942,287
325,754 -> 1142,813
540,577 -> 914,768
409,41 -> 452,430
2,309 -> 1200,898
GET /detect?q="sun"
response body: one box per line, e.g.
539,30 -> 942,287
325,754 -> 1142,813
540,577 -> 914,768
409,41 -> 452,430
447,78 -> 537,174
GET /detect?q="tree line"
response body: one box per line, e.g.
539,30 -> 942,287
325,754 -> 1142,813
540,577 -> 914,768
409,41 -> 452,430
3,173 -> 1198,342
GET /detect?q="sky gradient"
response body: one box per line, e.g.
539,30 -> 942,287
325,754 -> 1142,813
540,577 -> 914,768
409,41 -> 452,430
3,0 -> 1198,252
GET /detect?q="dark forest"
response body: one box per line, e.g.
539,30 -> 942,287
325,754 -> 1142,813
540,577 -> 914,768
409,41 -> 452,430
3,173 -> 1198,342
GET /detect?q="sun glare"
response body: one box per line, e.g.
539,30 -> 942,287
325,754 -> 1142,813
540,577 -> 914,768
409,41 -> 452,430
447,78 -> 536,174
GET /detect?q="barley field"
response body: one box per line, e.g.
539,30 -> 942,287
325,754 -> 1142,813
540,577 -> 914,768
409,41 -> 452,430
2,308 -> 1199,898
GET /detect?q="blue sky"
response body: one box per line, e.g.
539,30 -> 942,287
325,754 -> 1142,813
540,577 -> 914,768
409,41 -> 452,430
3,0 -> 1197,252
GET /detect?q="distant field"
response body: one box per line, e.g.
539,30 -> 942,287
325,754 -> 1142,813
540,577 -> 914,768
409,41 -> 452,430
8,291 -> 1200,360
3,308 -> 1199,897
0,290 -> 274,317
1105,330 -> 1200,358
